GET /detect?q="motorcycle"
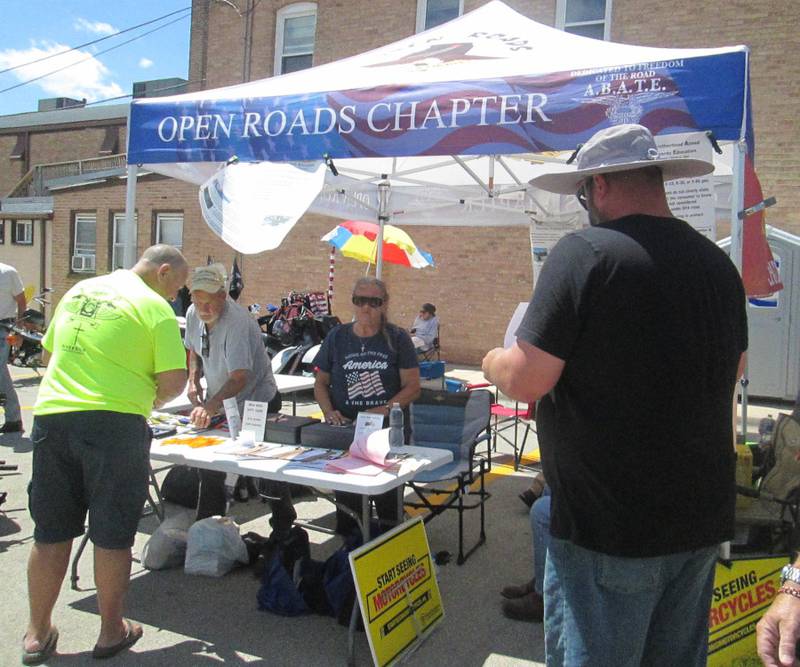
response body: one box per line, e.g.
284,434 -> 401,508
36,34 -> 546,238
5,288 -> 51,371
252,293 -> 339,376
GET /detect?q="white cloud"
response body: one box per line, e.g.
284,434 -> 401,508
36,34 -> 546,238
73,18 -> 118,36
138,57 -> 154,69
0,41 -> 124,102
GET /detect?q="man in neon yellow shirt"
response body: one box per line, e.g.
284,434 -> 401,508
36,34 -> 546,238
22,245 -> 188,664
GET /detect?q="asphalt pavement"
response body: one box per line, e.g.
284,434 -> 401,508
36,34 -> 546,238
0,365 -> 548,667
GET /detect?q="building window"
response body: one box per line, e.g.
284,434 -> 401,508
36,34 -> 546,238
275,3 -> 317,75
556,0 -> 611,40
156,213 -> 183,249
72,213 -> 96,272
12,220 -> 33,245
0,220 -> 5,244
416,0 -> 462,32
112,213 -> 138,270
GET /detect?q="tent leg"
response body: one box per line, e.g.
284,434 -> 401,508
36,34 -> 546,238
124,164 -> 138,268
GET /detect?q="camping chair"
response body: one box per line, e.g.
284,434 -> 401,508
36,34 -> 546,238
404,388 -> 492,564
418,325 -> 441,361
735,407 -> 800,554
491,402 -> 536,470
457,381 -> 535,470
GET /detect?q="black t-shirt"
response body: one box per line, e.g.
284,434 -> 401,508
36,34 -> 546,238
517,215 -> 748,557
313,322 -> 418,420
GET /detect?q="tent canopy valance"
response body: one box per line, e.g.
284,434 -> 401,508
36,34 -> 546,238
127,0 -> 751,168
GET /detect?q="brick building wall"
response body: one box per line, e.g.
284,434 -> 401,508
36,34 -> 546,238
0,123 -> 125,197
49,173 -> 533,364
11,0 -> 799,366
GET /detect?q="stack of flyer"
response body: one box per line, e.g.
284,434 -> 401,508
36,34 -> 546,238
326,413 -> 394,476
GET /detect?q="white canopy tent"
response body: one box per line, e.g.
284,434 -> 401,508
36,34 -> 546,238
126,0 -> 752,276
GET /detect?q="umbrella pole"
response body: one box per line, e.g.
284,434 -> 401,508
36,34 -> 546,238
328,246 -> 335,311
376,180 -> 390,279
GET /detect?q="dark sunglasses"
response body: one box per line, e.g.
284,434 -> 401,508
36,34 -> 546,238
576,179 -> 591,211
201,326 -> 210,357
352,295 -> 384,308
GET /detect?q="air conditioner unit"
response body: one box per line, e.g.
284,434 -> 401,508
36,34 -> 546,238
71,255 -> 96,272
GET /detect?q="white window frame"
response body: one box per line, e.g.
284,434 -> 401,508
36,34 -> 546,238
416,0 -> 463,33
112,212 -> 138,270
155,212 -> 184,249
556,0 -> 612,41
12,219 -> 33,245
72,213 -> 96,273
274,2 -> 317,76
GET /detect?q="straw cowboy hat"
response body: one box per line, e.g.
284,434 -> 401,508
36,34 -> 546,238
529,124 -> 715,195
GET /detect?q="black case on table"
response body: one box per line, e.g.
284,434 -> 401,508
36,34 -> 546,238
263,414 -> 320,444
299,422 -> 356,450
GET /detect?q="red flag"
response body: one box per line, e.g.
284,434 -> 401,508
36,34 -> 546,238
742,156 -> 782,297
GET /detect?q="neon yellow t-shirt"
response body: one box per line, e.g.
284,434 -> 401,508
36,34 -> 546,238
34,270 -> 186,417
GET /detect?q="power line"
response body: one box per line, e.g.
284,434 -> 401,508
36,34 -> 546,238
0,14 -> 190,96
0,6 -> 191,76
82,78 -> 206,106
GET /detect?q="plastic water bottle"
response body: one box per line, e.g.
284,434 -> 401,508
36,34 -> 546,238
389,402 -> 404,447
758,414 -> 776,445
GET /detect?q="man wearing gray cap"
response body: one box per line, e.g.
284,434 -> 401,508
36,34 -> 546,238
184,263 -> 281,517
483,124 -> 748,665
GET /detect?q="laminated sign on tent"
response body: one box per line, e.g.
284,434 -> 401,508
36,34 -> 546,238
126,0 -> 758,277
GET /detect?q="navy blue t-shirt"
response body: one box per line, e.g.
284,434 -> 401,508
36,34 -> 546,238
517,215 -> 748,558
313,322 -> 418,420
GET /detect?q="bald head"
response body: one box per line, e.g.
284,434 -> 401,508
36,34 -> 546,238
133,245 -> 189,301
139,244 -> 187,270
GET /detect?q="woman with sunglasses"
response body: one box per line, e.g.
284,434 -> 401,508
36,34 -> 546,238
313,277 -> 421,535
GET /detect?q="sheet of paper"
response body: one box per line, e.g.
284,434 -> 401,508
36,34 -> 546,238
242,400 -> 269,438
223,397 -> 241,439
352,412 -> 384,451
351,427 -> 391,466
504,302 -> 529,349
325,456 -> 388,476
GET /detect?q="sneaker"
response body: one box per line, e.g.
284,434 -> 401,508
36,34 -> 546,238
0,421 -> 23,434
501,578 -> 535,599
502,591 -> 544,622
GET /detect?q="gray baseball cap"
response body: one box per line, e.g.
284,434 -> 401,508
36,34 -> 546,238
190,263 -> 227,293
529,124 -> 715,195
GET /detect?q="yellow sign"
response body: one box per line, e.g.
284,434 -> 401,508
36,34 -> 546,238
349,517 -> 444,667
707,555 -> 785,666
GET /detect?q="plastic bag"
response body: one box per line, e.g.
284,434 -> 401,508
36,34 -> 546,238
142,506 -> 196,570
185,516 -> 248,577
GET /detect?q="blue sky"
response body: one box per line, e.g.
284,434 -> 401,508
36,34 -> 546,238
0,1 -> 191,116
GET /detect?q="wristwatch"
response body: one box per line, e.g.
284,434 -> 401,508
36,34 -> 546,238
780,564 -> 800,586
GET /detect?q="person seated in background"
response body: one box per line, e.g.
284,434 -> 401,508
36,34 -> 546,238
183,264 -> 285,521
314,276 -> 421,536
410,302 -> 438,353
501,488 -> 551,623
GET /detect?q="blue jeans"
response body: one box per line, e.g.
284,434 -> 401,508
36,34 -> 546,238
531,488 -> 551,595
0,334 -> 20,422
544,537 -> 718,667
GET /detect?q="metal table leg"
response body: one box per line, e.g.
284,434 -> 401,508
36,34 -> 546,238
346,494 -> 371,666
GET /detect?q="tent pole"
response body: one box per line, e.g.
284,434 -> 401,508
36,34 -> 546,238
376,180 -> 390,279
730,141 -> 748,443
124,164 -> 138,269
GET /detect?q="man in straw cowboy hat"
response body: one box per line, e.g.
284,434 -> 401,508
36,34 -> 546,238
482,124 -> 747,665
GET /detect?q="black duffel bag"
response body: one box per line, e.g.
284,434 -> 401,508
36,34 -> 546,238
160,465 -> 200,509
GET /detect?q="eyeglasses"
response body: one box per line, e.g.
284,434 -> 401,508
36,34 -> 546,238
576,179 -> 591,211
201,326 -> 210,357
352,295 -> 384,308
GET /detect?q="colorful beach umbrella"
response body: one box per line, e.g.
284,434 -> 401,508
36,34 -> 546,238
321,220 -> 435,269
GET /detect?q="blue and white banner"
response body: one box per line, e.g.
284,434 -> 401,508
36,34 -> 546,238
128,1 -> 751,166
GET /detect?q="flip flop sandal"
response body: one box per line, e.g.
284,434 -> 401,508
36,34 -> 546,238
22,627 -> 59,666
92,619 -> 143,660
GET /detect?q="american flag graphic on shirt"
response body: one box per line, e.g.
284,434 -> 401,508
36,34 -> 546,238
347,370 -> 385,400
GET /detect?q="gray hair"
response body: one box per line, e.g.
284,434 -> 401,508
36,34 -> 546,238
352,276 -> 388,301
